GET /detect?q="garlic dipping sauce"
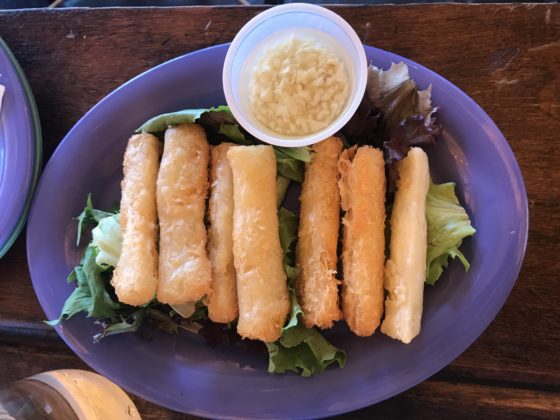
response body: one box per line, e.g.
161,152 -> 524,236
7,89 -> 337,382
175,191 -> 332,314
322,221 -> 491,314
223,3 -> 367,148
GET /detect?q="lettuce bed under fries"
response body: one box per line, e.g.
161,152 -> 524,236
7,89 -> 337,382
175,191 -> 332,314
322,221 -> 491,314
49,62 -> 475,377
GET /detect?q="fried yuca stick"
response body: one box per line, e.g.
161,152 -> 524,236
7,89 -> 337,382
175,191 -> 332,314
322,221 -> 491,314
227,145 -> 290,342
207,143 -> 238,323
156,123 -> 212,304
112,134 -> 161,306
339,146 -> 386,337
381,147 -> 430,343
296,137 -> 343,329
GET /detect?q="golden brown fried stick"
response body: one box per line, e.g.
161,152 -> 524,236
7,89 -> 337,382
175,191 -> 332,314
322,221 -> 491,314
156,123 -> 212,304
381,147 -> 430,343
227,145 -> 290,342
339,146 -> 386,337
295,136 -> 343,329
112,133 -> 161,306
207,143 -> 238,323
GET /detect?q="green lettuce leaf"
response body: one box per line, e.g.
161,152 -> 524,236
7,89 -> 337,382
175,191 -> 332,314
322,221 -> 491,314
197,105 -> 234,124
278,207 -> 299,279
274,147 -> 311,183
136,109 -> 208,133
190,105 -> 255,146
145,305 -> 204,335
136,106 -> 247,145
274,146 -> 313,163
49,197 -> 127,329
426,181 -> 476,285
276,175 -> 291,208
218,124 -> 253,145
47,246 -> 121,326
75,194 -> 115,245
266,290 -> 346,377
267,208 -> 347,377
284,289 -> 303,330
284,265 -> 300,282
278,207 -> 298,254
93,310 -> 145,343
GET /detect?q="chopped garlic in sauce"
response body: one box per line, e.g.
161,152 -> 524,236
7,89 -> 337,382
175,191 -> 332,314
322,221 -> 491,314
249,38 -> 349,136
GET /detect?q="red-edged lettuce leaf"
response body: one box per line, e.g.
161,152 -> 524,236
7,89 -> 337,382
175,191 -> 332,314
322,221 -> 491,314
342,61 -> 442,175
384,114 -> 442,191
340,95 -> 382,146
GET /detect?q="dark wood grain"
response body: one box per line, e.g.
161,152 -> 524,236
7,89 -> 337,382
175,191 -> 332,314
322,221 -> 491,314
0,4 -> 558,418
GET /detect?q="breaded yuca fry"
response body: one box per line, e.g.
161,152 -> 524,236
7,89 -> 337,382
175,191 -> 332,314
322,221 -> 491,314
296,136 -> 343,329
227,145 -> 290,342
381,147 -> 430,344
207,143 -> 238,323
112,133 -> 161,306
156,123 -> 212,304
339,146 -> 386,337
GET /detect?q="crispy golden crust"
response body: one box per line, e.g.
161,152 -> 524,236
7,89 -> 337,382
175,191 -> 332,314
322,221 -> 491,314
227,145 -> 290,342
295,137 -> 343,329
339,146 -> 386,337
207,143 -> 238,323
156,123 -> 212,304
380,147 -> 430,344
112,133 -> 161,306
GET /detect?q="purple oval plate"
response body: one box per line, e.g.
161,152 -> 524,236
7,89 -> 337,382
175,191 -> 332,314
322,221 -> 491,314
0,37 -> 42,258
27,44 -> 528,419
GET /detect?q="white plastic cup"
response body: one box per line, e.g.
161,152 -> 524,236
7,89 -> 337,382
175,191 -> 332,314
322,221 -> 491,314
0,370 -> 140,419
223,3 -> 367,148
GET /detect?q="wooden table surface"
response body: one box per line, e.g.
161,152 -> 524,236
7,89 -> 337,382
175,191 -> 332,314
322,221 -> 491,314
0,4 -> 559,418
